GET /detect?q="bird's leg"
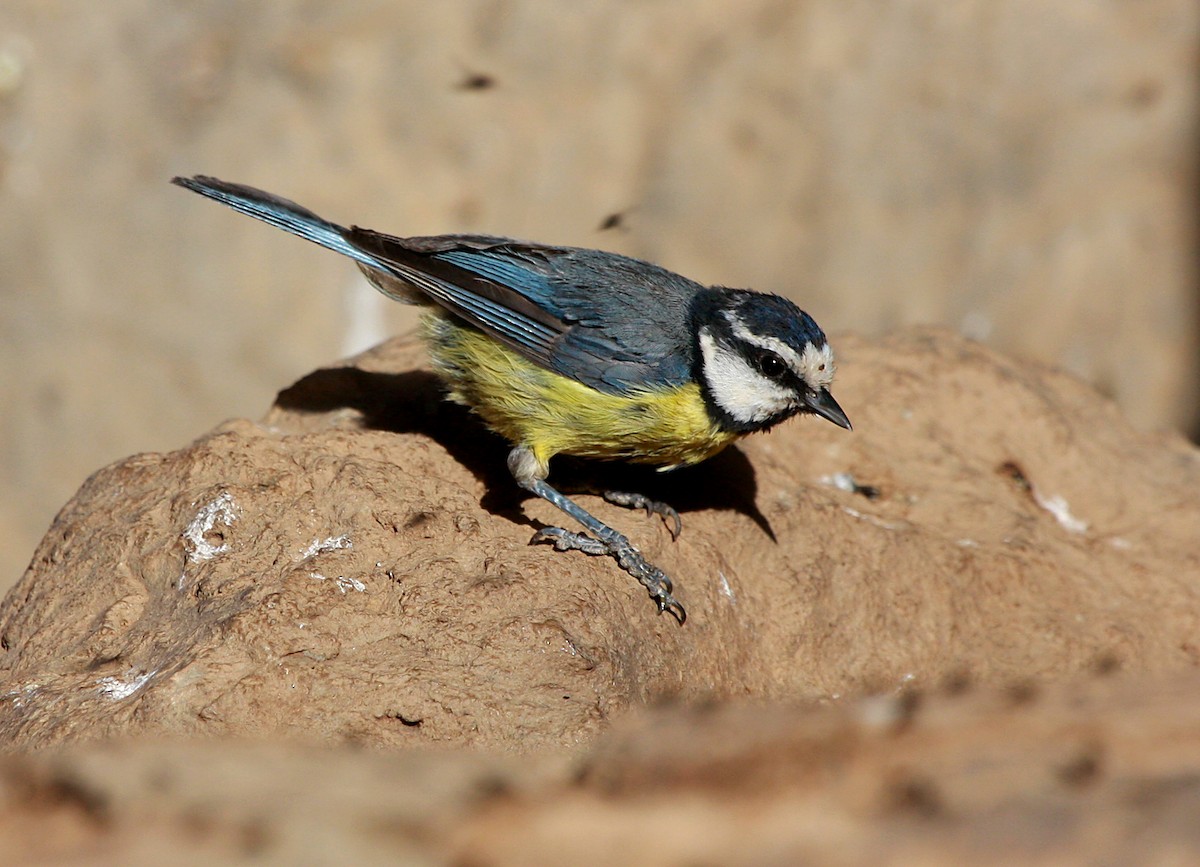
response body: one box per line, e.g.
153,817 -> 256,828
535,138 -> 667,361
509,448 -> 686,624
600,491 -> 682,540
527,481 -> 687,625
548,486 -> 682,539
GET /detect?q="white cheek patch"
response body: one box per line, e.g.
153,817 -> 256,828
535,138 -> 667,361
698,330 -> 796,424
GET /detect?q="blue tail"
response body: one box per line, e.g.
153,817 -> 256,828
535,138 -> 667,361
172,175 -> 384,272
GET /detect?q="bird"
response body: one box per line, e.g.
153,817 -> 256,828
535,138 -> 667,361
172,175 -> 851,624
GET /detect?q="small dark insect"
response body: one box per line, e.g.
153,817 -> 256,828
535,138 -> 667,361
597,212 -> 626,231
458,71 -> 496,91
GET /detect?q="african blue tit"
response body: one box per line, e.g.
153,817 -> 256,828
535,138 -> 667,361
173,176 -> 851,624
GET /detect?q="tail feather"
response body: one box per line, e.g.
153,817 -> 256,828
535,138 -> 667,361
171,175 -> 383,271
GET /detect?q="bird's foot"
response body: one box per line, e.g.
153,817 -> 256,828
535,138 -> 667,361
531,526 -> 609,556
531,526 -> 687,624
601,491 -> 683,539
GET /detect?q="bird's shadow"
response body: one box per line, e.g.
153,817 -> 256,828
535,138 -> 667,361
274,366 -> 775,540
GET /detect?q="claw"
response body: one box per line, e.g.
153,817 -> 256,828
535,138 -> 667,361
657,594 -> 687,625
602,491 -> 683,540
531,526 -> 607,555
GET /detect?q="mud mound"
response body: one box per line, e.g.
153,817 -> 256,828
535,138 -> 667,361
1,329 -> 1197,752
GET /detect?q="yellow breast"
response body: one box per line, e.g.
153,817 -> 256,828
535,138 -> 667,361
423,314 -> 740,472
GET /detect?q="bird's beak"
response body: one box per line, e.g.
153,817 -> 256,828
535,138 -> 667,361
806,389 -> 852,430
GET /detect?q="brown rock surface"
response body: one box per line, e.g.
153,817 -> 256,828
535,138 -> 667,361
1,328 -> 1198,755
3,327 -> 1200,862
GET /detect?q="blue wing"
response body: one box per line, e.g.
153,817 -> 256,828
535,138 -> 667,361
414,243 -> 702,392
173,176 -> 698,393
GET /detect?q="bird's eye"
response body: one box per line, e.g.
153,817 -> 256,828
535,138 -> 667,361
755,352 -> 787,378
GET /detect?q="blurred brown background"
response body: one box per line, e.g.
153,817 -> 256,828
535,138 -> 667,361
1,0 -> 1197,593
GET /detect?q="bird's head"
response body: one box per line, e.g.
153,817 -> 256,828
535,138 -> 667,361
693,289 -> 851,434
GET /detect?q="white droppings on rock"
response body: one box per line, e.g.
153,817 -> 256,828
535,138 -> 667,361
310,571 -> 366,593
96,669 -> 157,701
2,682 -> 40,709
841,506 -> 907,532
1033,490 -> 1089,534
336,575 -> 366,594
821,472 -> 858,493
717,571 -> 737,604
183,492 -> 239,563
301,535 -> 352,560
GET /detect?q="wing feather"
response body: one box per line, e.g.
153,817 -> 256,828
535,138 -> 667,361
173,175 -> 699,394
